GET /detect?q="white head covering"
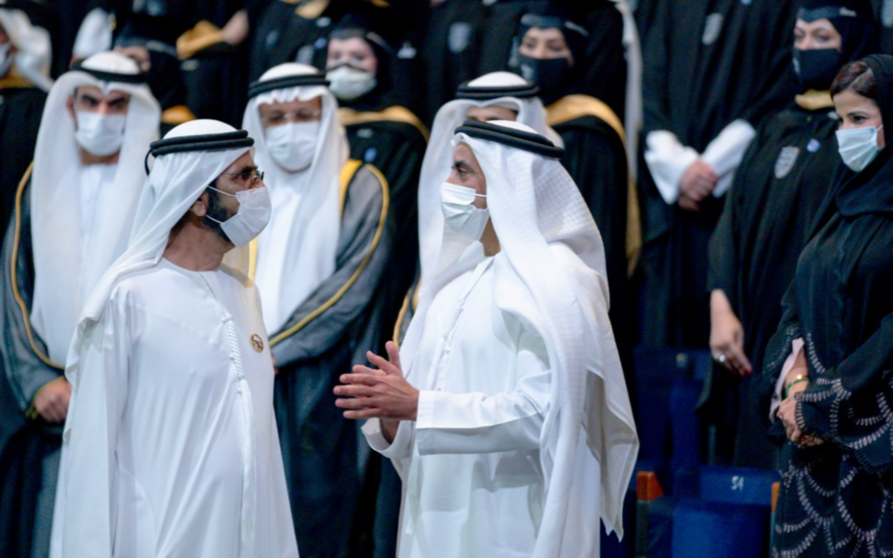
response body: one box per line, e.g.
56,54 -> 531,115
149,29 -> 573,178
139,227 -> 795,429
29,51 -> 160,364
0,4 -> 52,91
418,71 -> 560,281
242,63 -> 348,332
401,120 -> 638,555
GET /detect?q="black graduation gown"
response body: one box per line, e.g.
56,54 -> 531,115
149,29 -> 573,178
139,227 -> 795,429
419,0 -> 487,123
248,0 -> 424,87
759,203 -> 893,556
639,0 -> 798,348
40,0 -> 83,78
420,0 -> 627,124
271,162 -> 396,558
0,82 -> 44,234
248,1 -> 336,82
633,0 -> 662,49
176,1 -> 266,127
872,0 -> 893,55
0,171 -> 66,558
704,99 -> 842,468
478,0 -> 627,118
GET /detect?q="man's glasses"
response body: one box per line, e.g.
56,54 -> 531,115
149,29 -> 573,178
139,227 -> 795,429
228,168 -> 265,187
261,110 -> 323,126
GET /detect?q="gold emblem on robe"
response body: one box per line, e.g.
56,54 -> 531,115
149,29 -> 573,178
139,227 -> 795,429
250,333 -> 264,353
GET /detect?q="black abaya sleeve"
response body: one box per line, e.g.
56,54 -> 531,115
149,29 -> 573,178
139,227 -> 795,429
796,311 -> 893,474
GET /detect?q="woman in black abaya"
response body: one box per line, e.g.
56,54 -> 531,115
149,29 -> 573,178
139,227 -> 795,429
761,54 -> 893,557
704,0 -> 877,469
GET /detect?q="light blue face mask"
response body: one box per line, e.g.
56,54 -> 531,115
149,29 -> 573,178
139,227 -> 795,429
836,125 -> 884,172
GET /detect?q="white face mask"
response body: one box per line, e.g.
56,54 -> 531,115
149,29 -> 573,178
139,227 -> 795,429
836,125 -> 884,172
0,42 -> 13,78
206,185 -> 272,248
441,182 -> 489,241
74,111 -> 127,157
326,65 -> 377,101
265,121 -> 320,172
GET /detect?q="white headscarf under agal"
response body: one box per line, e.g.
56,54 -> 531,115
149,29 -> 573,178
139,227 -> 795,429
0,5 -> 52,91
401,120 -> 638,555
418,71 -> 560,281
29,51 -> 160,365
243,63 -> 347,332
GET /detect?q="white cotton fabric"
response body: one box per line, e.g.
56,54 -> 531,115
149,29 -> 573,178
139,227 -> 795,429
372,121 -> 639,557
644,119 -> 756,204
700,119 -> 757,198
50,119 -> 301,558
243,63 -> 348,333
418,71 -> 559,281
71,8 -> 114,60
643,130 -> 700,204
51,260 -> 299,558
0,7 -> 53,91
29,51 -> 160,364
365,255 -> 553,557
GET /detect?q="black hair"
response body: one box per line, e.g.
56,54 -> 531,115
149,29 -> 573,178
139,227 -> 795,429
831,60 -> 879,100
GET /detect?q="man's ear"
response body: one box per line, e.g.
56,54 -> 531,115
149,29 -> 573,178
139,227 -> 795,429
189,192 -> 209,218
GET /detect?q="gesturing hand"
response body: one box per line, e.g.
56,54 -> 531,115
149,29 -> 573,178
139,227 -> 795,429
334,341 -> 419,421
709,291 -> 753,377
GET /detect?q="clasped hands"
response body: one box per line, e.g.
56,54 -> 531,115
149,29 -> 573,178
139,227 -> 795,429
334,341 -> 419,422
777,370 -> 823,449
678,160 -> 718,212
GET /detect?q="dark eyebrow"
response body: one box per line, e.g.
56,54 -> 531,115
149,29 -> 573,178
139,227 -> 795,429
79,93 -> 101,103
234,164 -> 259,175
453,160 -> 472,170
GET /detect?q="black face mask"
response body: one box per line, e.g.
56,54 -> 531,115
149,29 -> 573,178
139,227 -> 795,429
793,47 -> 844,92
518,54 -> 571,106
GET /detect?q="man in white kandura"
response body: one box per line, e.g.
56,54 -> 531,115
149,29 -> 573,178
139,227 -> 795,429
336,120 -> 639,557
0,50 -> 159,557
49,120 -> 300,558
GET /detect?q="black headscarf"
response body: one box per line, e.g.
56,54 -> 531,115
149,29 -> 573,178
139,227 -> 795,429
509,1 -> 588,105
831,55 -> 893,217
793,0 -> 877,91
